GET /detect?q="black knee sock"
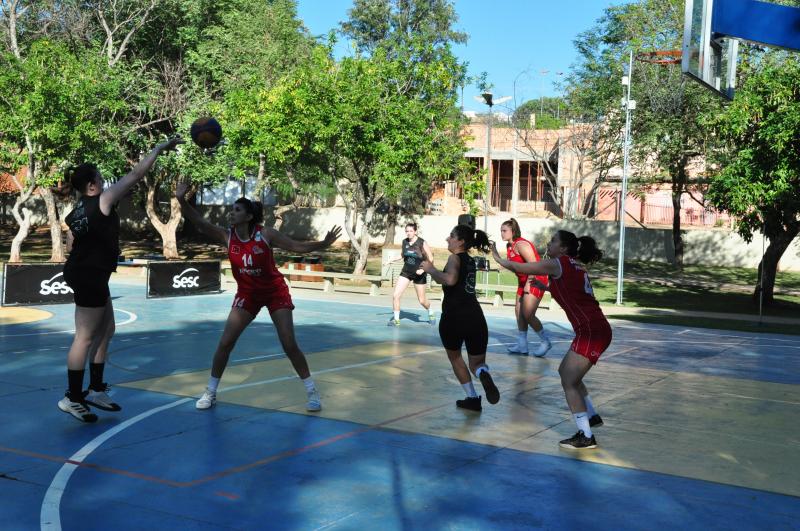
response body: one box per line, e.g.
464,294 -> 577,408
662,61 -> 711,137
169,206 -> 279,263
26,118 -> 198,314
68,369 -> 85,401
89,362 -> 105,390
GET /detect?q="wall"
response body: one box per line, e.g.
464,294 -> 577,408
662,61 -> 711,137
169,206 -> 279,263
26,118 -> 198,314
4,194 -> 799,271
275,207 -> 800,271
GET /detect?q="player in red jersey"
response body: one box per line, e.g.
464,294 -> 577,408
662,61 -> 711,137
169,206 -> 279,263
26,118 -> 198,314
492,230 -> 610,450
176,183 -> 341,412
500,218 -> 551,357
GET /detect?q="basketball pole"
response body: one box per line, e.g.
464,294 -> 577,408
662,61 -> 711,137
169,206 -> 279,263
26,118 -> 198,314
616,51 -> 634,306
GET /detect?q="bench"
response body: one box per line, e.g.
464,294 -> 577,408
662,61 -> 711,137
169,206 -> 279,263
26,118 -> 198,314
277,268 -> 384,296
477,283 -> 551,308
221,264 -> 386,295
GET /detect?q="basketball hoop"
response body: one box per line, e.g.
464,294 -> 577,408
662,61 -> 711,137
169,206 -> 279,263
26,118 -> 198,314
636,50 -> 682,65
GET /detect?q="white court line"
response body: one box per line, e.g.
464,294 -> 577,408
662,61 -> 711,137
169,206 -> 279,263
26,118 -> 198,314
3,308 -> 137,337
720,392 -> 800,406
40,398 -> 192,530
40,342 -> 485,530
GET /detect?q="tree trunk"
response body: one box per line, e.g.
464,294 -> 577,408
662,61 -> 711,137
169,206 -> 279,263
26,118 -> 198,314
671,188 -> 684,268
144,179 -> 182,259
383,202 -> 398,246
8,167 -> 36,263
272,204 -> 295,230
755,226 -> 800,305
41,187 -> 66,262
353,206 -> 375,275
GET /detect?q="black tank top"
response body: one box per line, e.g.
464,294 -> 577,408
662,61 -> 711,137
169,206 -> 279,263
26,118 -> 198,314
401,237 -> 426,274
65,195 -> 120,272
442,252 -> 480,314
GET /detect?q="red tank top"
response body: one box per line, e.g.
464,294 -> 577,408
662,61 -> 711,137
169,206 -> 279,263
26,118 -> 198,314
548,255 -> 608,332
506,237 -> 548,289
228,225 -> 284,290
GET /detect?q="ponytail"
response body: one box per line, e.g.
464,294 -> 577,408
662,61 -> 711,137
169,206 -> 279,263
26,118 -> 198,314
556,230 -> 604,264
501,218 -> 521,239
452,224 -> 491,254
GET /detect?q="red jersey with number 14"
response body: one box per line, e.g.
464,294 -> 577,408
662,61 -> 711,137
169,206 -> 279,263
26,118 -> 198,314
549,255 -> 608,333
228,225 -> 284,291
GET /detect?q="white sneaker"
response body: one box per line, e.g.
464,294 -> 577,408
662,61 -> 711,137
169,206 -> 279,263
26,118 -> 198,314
196,389 -> 217,410
84,384 -> 121,412
507,344 -> 529,355
306,389 -> 322,412
532,339 -> 552,358
58,395 -> 98,423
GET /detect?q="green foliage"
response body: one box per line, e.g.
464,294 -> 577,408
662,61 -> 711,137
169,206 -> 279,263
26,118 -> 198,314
707,55 -> 800,242
511,98 -> 566,129
0,40 -> 130,183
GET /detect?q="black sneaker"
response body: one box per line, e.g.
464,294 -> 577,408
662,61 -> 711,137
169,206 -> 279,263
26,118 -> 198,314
58,395 -> 98,423
559,430 -> 597,450
589,414 -> 603,427
478,371 -> 500,404
456,396 -> 482,411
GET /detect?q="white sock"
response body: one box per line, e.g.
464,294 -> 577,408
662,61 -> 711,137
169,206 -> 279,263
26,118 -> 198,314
207,376 -> 220,393
393,311 -> 400,320
462,382 -> 478,398
428,308 -> 435,316
574,412 -> 592,438
584,395 -> 597,417
536,328 -> 550,342
302,376 -> 316,392
475,365 -> 488,377
517,330 -> 528,342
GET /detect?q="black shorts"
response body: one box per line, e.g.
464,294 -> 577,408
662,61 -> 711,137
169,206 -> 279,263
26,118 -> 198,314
438,310 -> 488,356
399,270 -> 427,285
63,267 -> 112,308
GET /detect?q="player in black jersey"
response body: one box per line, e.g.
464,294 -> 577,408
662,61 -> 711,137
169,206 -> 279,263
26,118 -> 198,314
59,138 -> 182,422
420,224 -> 499,411
385,223 -> 435,325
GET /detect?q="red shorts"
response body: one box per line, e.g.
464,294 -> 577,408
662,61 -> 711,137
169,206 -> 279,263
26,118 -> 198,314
232,283 -> 294,317
516,280 -> 547,300
570,322 -> 613,364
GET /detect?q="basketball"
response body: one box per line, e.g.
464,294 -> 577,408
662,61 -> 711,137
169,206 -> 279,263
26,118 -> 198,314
190,117 -> 222,149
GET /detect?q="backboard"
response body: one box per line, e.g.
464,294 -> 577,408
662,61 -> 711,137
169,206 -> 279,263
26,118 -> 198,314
682,0 -> 739,99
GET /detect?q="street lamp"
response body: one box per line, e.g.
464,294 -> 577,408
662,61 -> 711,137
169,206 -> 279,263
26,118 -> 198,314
616,51 -> 635,305
539,69 -> 550,115
475,91 -> 511,233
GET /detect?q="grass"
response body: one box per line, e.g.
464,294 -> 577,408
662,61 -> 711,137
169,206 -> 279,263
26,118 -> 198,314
3,226 -> 799,322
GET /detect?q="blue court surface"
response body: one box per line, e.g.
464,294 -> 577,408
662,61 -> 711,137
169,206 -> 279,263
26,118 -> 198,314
1,276 -> 798,530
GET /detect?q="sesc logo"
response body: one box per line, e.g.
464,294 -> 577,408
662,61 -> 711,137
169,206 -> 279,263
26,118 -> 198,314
172,268 -> 200,289
40,272 -> 74,296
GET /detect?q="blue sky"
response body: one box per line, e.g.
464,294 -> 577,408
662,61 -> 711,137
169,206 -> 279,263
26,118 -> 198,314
296,0 -> 624,113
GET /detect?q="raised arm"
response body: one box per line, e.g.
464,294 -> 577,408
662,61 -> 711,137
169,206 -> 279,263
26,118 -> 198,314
491,242 -> 560,276
421,254 -> 459,286
175,182 -> 228,247
263,225 -> 342,253
100,138 -> 183,215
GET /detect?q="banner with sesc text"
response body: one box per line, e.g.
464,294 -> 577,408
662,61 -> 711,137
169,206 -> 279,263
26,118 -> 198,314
1,263 -> 74,306
146,260 -> 221,299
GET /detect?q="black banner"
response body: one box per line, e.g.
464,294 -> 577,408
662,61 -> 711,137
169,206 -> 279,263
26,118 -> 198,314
2,263 -> 74,306
146,260 -> 221,298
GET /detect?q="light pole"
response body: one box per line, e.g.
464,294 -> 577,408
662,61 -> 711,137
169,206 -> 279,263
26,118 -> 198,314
539,69 -> 549,115
475,91 -> 511,233
616,51 -> 635,305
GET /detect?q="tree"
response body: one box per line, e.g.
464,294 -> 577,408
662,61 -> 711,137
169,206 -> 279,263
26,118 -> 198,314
0,39 -> 129,262
707,55 -> 800,305
340,0 -> 469,248
565,0 -> 722,266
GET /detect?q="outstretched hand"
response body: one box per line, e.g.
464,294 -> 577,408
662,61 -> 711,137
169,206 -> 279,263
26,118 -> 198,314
323,225 -> 342,246
489,241 -> 502,260
158,137 -> 185,153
